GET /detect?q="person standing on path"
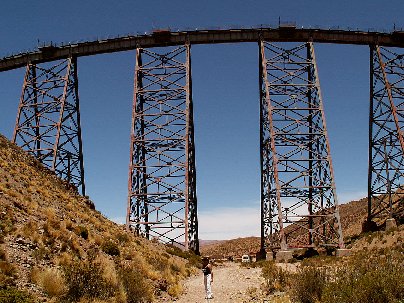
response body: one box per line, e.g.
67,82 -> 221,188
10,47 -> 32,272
202,257 -> 214,299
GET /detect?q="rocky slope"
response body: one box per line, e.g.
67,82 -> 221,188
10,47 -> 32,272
0,134 -> 196,302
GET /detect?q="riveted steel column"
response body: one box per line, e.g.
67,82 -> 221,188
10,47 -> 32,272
13,57 -> 85,194
260,40 -> 287,251
127,45 -> 198,252
260,41 -> 344,250
185,44 -> 199,253
368,45 -> 404,226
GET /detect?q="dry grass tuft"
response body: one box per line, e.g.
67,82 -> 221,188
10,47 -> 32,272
118,264 -> 154,303
167,282 -> 183,298
96,254 -> 119,288
261,261 -> 289,294
31,266 -> 67,298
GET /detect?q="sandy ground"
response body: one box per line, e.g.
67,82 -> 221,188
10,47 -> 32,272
167,262 -> 267,303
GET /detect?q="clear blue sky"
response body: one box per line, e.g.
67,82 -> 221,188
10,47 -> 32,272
0,0 -> 403,239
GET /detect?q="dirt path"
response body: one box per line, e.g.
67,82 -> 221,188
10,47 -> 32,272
170,262 -> 266,303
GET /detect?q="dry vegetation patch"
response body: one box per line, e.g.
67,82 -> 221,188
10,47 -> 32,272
258,243 -> 403,303
0,134 -> 196,302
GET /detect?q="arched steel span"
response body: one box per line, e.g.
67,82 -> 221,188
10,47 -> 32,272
1,27 -> 404,71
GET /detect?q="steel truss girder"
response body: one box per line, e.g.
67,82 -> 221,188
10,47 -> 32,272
13,57 -> 85,195
368,45 -> 404,223
127,45 -> 199,253
259,41 -> 344,251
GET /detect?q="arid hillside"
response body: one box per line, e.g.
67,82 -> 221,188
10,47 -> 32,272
0,134 -> 198,302
200,236 -> 261,259
201,195 -> 403,258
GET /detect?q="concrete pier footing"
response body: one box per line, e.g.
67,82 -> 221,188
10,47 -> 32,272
336,248 -> 351,257
276,250 -> 293,262
385,218 -> 397,231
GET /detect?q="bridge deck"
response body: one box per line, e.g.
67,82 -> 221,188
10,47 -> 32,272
1,27 -> 403,71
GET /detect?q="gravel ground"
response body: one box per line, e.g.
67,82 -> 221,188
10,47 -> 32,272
168,262 -> 267,303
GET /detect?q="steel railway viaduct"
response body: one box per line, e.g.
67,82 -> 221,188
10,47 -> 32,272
1,26 -> 403,257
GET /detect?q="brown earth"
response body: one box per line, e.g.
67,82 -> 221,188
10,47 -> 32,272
160,262 -> 266,303
157,261 -> 298,303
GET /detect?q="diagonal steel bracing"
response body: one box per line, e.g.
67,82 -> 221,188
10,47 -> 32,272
260,41 -> 344,251
13,57 -> 85,195
368,45 -> 404,225
127,45 -> 199,252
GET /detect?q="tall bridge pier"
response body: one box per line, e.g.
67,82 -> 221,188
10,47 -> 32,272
367,45 -> 404,230
12,57 -> 85,195
126,45 -> 199,252
259,41 -> 344,253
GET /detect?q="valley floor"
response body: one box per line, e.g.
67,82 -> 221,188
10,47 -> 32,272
162,262 -> 267,303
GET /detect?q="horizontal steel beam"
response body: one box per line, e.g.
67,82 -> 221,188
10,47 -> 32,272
1,28 -> 404,72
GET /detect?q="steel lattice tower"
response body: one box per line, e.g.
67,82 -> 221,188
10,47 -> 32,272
13,57 -> 85,195
259,41 -> 344,251
127,45 -> 199,252
368,45 -> 404,225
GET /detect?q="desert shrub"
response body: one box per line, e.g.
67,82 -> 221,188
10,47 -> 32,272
0,287 -> 33,303
290,266 -> 326,303
75,225 -> 88,240
32,245 -> 48,261
62,257 -> 116,302
185,253 -> 201,269
116,232 -> 129,244
42,222 -> 57,247
118,264 -> 154,303
32,267 -> 67,298
246,286 -> 260,300
67,237 -> 82,256
321,250 -> 404,303
287,248 -> 404,303
0,209 -> 15,241
261,261 -> 290,293
101,239 -> 120,256
21,220 -> 38,239
0,260 -> 16,287
170,262 -> 182,273
167,283 -> 183,298
147,255 -> 168,272
0,260 -> 16,278
241,259 -> 266,268
0,248 -> 6,261
96,254 -> 119,288
300,255 -> 336,268
166,244 -> 201,268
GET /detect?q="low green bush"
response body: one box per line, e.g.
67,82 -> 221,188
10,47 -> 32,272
75,225 -> 88,240
288,248 -> 404,303
116,232 -> 129,244
261,261 -> 289,293
321,250 -> 404,303
290,266 -> 326,303
0,260 -> 16,288
62,258 -> 116,302
165,245 -> 201,268
0,287 -> 33,303
118,264 -> 154,303
101,239 -> 120,256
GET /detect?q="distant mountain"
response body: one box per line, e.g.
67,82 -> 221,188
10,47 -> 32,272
199,239 -> 223,247
200,236 -> 261,259
200,195 -> 403,259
